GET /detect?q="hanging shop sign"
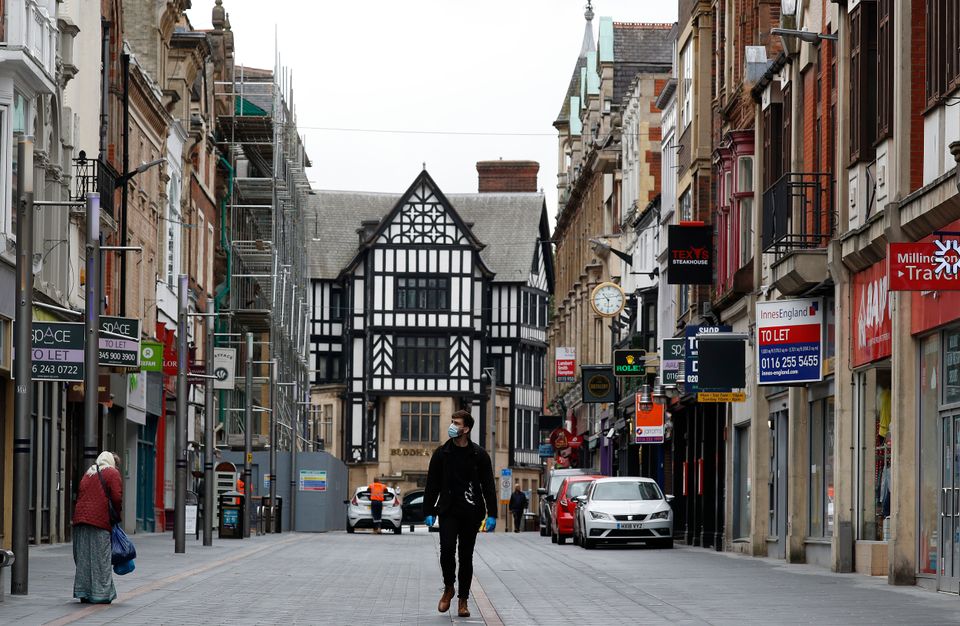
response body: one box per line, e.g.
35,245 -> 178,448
756,298 -> 823,385
162,336 -> 178,377
213,347 -> 237,389
852,261 -> 891,367
889,241 -> 960,291
683,324 -> 732,394
613,349 -> 646,377
140,341 -> 163,371
667,224 -> 713,285
98,316 -> 141,368
538,443 -> 555,458
661,338 -> 684,386
581,365 -> 616,403
27,321 -> 84,382
549,427 -> 583,468
698,334 -> 748,389
634,396 -> 665,444
555,346 -> 576,382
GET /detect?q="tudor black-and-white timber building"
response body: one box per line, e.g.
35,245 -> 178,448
306,164 -> 554,491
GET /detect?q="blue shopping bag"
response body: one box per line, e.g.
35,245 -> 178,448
110,524 -> 137,566
113,558 -> 135,576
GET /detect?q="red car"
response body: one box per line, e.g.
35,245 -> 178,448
550,475 -> 602,544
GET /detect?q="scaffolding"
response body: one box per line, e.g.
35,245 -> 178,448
215,62 -> 311,453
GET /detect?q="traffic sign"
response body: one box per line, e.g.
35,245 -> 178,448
889,242 -> 960,291
555,346 -> 576,382
99,316 -> 141,367
29,322 -> 84,381
499,468 -> 512,504
613,349 -> 646,376
634,396 -> 664,444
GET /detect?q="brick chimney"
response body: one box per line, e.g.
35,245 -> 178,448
476,160 -> 539,193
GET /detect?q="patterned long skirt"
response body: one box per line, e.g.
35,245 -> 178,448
73,524 -> 116,604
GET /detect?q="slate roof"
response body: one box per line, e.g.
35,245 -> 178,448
612,24 -> 674,107
554,56 -> 587,127
306,189 -> 547,284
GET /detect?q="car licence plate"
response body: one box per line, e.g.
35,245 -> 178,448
617,522 -> 643,530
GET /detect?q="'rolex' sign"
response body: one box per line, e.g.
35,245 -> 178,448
613,350 -> 646,377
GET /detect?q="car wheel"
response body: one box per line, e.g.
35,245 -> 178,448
394,526 -> 402,535
346,523 -> 355,534
583,537 -> 597,549
558,535 -> 567,545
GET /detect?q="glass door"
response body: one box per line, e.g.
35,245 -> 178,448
939,415 -> 960,592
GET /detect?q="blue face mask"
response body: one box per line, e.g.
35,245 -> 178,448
448,423 -> 461,439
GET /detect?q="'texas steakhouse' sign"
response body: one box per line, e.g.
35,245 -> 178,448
667,224 -> 713,284
889,242 -> 960,291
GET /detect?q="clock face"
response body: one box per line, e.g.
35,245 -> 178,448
592,283 -> 624,317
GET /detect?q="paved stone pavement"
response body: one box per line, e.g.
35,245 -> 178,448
4,528 -> 960,625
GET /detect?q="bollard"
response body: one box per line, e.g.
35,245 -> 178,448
0,549 -> 15,602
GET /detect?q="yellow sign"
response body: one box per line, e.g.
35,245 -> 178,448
246,452 -> 253,464
697,391 -> 747,402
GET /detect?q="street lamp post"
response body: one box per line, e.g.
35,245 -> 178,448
204,314 -> 215,546
243,332 -> 253,538
11,137 -> 35,595
174,275 -> 188,554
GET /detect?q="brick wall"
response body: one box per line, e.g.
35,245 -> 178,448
910,0 -> 926,193
476,160 -> 539,193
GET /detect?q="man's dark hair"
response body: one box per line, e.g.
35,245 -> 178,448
452,409 -> 474,431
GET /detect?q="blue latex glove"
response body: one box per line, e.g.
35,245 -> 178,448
484,516 -> 496,532
425,515 -> 435,528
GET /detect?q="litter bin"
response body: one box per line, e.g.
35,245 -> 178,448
218,491 -> 244,539
0,549 -> 15,602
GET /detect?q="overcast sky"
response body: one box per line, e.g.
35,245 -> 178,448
186,1 -> 678,220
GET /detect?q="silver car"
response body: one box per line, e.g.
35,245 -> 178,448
345,486 -> 403,534
572,477 -> 673,549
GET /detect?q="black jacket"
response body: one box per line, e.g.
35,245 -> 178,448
424,438 -> 497,522
509,490 -> 527,512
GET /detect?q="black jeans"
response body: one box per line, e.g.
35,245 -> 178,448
511,509 -> 523,532
438,513 -> 480,599
370,500 -> 383,528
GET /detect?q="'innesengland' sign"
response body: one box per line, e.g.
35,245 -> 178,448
756,298 -> 823,385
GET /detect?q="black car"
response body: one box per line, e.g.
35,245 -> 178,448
401,489 -> 426,531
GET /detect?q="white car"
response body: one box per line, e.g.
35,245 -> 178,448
572,477 -> 673,549
345,486 -> 403,534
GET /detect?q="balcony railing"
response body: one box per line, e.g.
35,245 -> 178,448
761,172 -> 835,257
2,0 -> 58,80
72,151 -> 119,220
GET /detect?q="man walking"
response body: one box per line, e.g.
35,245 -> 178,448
509,482 -> 527,533
424,410 -> 497,618
368,479 -> 388,534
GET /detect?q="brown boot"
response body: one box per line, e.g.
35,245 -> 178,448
437,586 -> 455,613
458,598 -> 470,617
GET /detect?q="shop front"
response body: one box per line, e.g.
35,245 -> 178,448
851,260 -> 892,576
910,224 -> 960,592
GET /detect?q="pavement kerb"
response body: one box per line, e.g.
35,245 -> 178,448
41,534 -> 301,626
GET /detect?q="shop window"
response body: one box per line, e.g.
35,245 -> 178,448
918,335 -> 939,575
393,336 -> 449,376
809,397 -> 835,538
858,368 -> 892,541
944,329 -> 960,405
733,424 -> 750,539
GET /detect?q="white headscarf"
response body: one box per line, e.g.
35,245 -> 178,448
86,450 -> 117,476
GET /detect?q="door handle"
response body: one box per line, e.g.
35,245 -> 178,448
943,488 -> 950,517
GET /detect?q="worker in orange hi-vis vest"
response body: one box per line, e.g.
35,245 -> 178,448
236,477 -> 246,505
368,480 -> 387,534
